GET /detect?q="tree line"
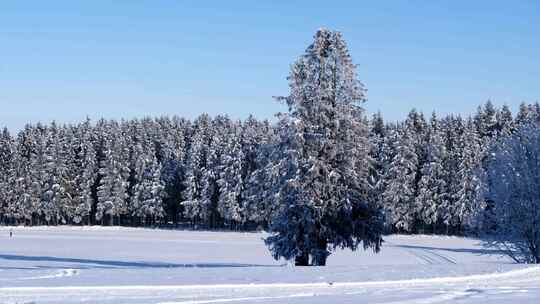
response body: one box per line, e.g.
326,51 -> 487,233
0,115 -> 274,227
0,103 -> 538,230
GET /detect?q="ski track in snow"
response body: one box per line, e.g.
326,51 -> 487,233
158,293 -> 318,304
387,241 -> 457,265
381,290 -> 482,304
156,290 -> 484,304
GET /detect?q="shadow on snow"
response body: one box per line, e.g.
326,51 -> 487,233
0,254 -> 281,269
392,244 -> 506,255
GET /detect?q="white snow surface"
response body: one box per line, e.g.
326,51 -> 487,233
0,226 -> 539,303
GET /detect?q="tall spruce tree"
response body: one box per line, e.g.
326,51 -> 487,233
96,121 -> 130,225
368,112 -> 387,209
131,155 -> 165,224
265,29 -> 384,266
474,100 -> 498,139
198,115 -> 230,228
217,121 -> 245,224
496,105 -> 513,135
243,119 -> 282,227
515,102 -> 534,127
382,126 -> 418,232
0,128 -> 15,222
71,119 -> 98,224
415,113 -> 447,232
455,118 -> 485,231
182,114 -> 212,225
440,115 -> 465,233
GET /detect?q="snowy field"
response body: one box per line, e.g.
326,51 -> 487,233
0,227 -> 539,303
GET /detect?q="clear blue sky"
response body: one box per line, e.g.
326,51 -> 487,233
1,1 -> 539,131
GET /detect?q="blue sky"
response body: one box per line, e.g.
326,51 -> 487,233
1,1 -> 539,131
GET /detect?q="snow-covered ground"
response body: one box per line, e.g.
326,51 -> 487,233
0,226 -> 538,303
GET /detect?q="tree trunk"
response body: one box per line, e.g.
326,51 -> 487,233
312,238 -> 328,266
312,254 -> 327,266
295,251 -> 309,266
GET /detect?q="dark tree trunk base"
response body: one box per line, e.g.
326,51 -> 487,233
295,252 -> 309,266
312,255 -> 327,266
311,238 -> 328,266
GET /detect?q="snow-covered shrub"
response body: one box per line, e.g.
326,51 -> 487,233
483,123 -> 540,263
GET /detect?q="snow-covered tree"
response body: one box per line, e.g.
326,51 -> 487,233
415,113 -> 447,231
496,104 -> 513,136
26,124 -> 65,224
483,123 -> 540,263
474,100 -> 498,139
131,155 -> 165,224
243,121 -> 281,226
198,116 -> 234,228
71,119 -> 98,224
265,29 -> 384,266
367,112 -> 387,209
217,121 -> 245,224
237,117 -> 274,225
515,102 -> 534,127
438,115 -> 465,233
181,114 -> 212,225
382,126 -> 418,232
96,121 -> 130,225
159,117 -> 190,224
0,128 -> 15,221
47,124 -> 76,224
455,118 -> 485,231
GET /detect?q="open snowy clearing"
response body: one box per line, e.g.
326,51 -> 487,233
0,227 -> 539,303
